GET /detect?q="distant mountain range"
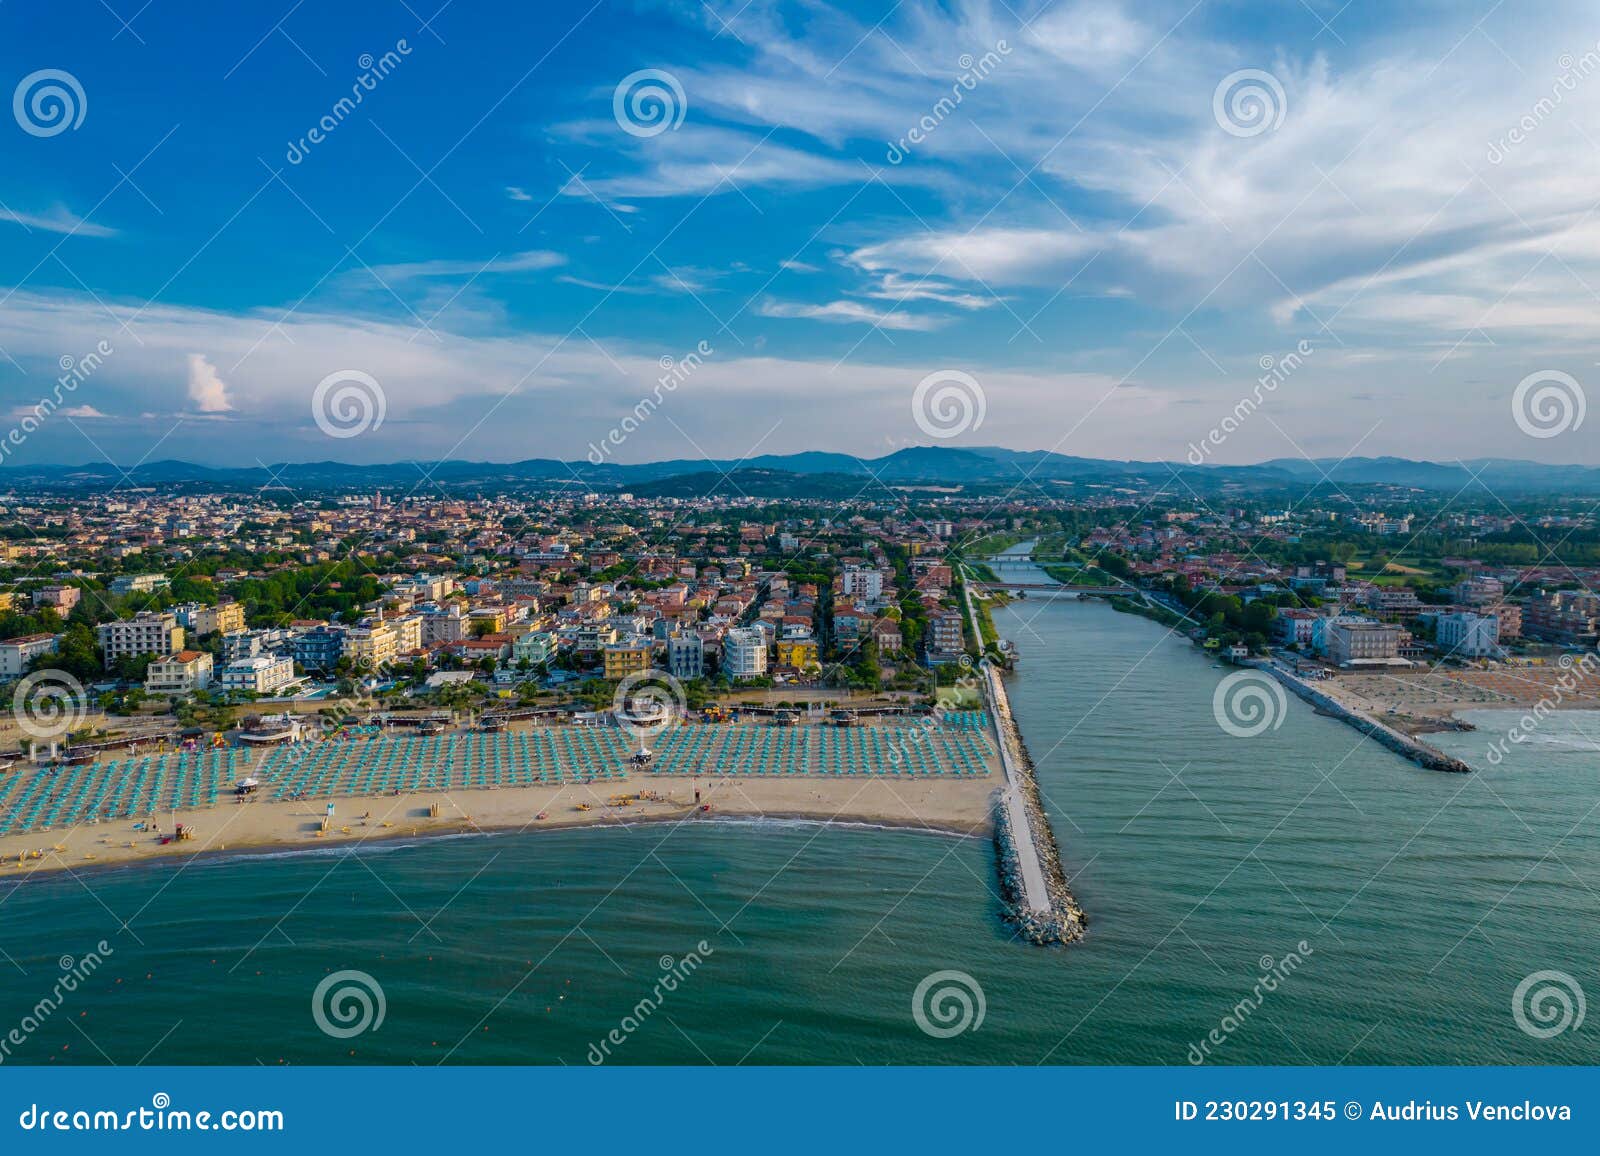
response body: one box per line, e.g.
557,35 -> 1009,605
3,447 -> 1598,494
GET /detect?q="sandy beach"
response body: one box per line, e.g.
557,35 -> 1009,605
1314,665 -> 1600,732
0,772 -> 997,880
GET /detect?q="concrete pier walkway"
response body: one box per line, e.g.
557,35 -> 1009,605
961,584 -> 1050,913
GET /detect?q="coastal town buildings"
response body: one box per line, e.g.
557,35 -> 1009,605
1435,611 -> 1502,658
722,627 -> 768,680
97,612 -> 184,661
1324,621 -> 1405,666
218,654 -> 298,694
667,632 -> 705,680
0,633 -> 58,677
145,650 -> 214,693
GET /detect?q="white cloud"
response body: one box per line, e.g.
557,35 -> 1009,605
365,250 -> 566,281
849,228 -> 1101,286
757,298 -> 946,330
559,123 -> 880,201
1025,1 -> 1145,70
1,204 -> 116,237
185,353 -> 234,413
647,0 -> 1600,355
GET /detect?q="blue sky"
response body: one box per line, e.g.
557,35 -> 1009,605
2,0 -> 1599,468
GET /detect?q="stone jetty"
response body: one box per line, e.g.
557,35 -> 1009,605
1254,662 -> 1471,774
962,581 -> 1086,945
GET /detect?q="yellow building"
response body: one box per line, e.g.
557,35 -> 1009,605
196,601 -> 246,636
776,639 -> 820,671
343,620 -> 399,670
603,638 -> 653,680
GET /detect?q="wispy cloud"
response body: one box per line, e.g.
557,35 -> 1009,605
1,204 -> 116,237
757,297 -> 946,330
365,250 -> 566,281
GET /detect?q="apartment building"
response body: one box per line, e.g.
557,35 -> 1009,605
1325,621 -> 1403,666
31,585 -> 80,613
218,654 -> 298,694
775,638 -> 820,672
840,566 -> 885,602
667,632 -> 704,680
1436,611 -> 1501,658
1524,591 -> 1600,645
927,610 -> 966,661
1364,587 -> 1423,618
390,614 -> 424,654
293,625 -> 345,671
109,573 -> 170,596
1451,576 -> 1505,606
512,631 -> 555,666
603,637 -> 653,680
145,650 -> 214,694
97,612 -> 184,661
1491,602 -> 1522,639
174,601 -> 246,636
0,633 -> 58,677
420,607 -> 469,644
1274,608 -> 1319,647
343,620 -> 400,670
721,627 -> 768,680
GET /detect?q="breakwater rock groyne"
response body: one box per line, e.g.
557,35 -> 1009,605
1254,663 -> 1471,774
959,579 -> 1085,945
981,660 -> 1087,946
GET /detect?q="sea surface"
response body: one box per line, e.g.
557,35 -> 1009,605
1,547 -> 1595,1065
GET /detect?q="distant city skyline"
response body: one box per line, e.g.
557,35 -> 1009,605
4,2 -> 1600,467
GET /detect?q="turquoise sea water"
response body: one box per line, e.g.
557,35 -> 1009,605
1,561 -> 1594,1064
